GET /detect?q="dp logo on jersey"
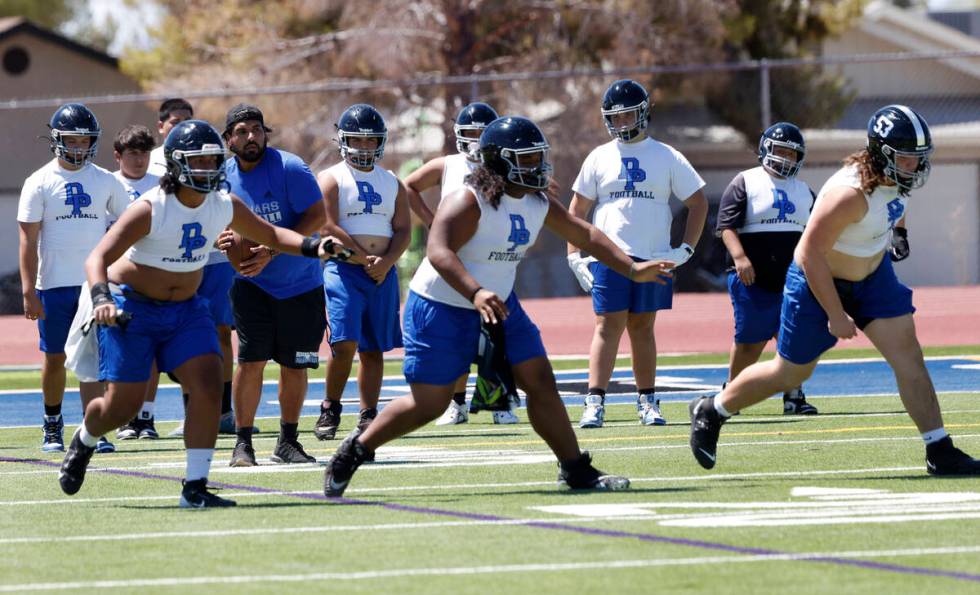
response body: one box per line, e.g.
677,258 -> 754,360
507,214 -> 530,252
356,181 -> 383,214
64,182 -> 92,216
886,198 -> 905,228
771,189 -> 796,222
178,222 -> 207,259
619,157 -> 647,192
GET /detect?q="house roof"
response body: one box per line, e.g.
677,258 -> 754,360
0,17 -> 118,69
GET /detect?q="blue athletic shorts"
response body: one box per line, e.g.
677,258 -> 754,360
36,286 -> 82,354
728,272 -> 783,344
589,257 -> 673,314
98,288 -> 221,383
324,260 -> 403,353
402,291 -> 546,385
197,261 -> 235,327
777,258 -> 915,365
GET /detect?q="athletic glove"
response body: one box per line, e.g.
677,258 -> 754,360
567,253 -> 596,293
661,242 -> 694,270
890,227 -> 910,262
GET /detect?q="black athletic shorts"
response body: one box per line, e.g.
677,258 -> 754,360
231,279 -> 326,369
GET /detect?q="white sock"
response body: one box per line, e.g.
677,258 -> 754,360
78,423 -> 100,447
186,448 -> 214,482
139,402 -> 155,420
922,428 -> 948,445
714,398 -> 733,418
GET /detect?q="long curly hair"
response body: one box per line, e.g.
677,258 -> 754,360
463,165 -> 546,209
842,149 -> 887,196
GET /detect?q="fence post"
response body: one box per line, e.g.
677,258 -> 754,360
760,58 -> 771,131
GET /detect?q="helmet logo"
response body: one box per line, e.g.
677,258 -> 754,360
873,116 -> 894,138
201,143 -> 221,151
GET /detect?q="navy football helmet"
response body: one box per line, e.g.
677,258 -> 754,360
601,79 -> 650,142
867,104 -> 933,193
48,103 -> 101,166
336,104 -> 387,168
454,102 -> 498,159
164,120 -> 227,193
758,122 -> 805,178
478,116 -> 552,190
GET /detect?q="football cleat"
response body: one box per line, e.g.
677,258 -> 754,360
94,436 -> 115,454
638,394 -> 667,426
314,401 -> 342,441
689,396 -> 726,470
557,451 -> 630,491
136,416 -> 159,439
356,408 -> 378,434
179,479 -> 237,509
783,387 -> 818,415
323,429 -> 373,497
271,439 -> 317,464
578,395 -> 605,429
168,421 -> 185,438
116,419 -> 139,440
436,401 -> 469,426
492,408 -> 519,425
926,437 -> 980,476
228,441 -> 257,467
59,429 -> 95,495
41,416 -> 65,452
218,411 -> 236,435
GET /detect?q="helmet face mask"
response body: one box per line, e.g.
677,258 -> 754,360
164,120 -> 227,193
49,103 -> 101,166
499,145 -> 552,190
336,104 -> 387,169
867,105 -> 933,194
478,116 -> 552,191
601,80 -> 650,142
454,102 -> 498,159
758,122 -> 805,178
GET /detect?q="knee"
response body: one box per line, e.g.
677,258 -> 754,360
44,352 -> 67,367
330,341 -> 357,361
595,318 -> 626,339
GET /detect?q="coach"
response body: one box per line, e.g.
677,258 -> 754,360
222,104 -> 326,467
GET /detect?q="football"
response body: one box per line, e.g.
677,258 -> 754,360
224,231 -> 258,272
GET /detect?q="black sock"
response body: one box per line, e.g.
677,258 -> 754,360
280,421 -> 298,443
587,387 -> 606,403
220,381 -> 232,414
44,404 -> 62,418
322,399 -> 342,414
236,426 -> 253,446
453,392 -> 466,406
638,388 -> 655,395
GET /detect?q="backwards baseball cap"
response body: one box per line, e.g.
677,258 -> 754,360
224,103 -> 272,135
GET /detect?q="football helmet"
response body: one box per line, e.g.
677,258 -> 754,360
478,116 -> 552,190
867,104 -> 933,193
336,104 -> 387,168
48,103 -> 101,166
758,122 -> 805,178
164,120 -> 227,193
454,102 -> 498,159
601,79 -> 650,142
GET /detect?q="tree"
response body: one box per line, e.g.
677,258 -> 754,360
0,0 -> 78,30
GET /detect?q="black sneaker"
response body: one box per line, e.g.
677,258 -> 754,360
324,429 -> 372,497
229,441 -> 257,467
271,439 -> 317,464
179,479 -> 237,509
135,416 -> 159,439
926,437 -> 980,476
783,387 -> 818,415
42,416 -> 65,452
314,401 -> 343,441
59,429 -> 95,495
116,418 -> 139,440
357,408 -> 377,433
689,396 -> 726,470
557,451 -> 630,490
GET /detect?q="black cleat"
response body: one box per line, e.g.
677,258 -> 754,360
357,407 -> 377,433
323,429 -> 372,497
42,416 -> 65,452
116,418 -> 139,440
59,430 -> 95,495
557,451 -> 630,490
689,396 -> 726,470
783,387 -> 818,415
271,439 -> 317,464
314,401 -> 342,441
136,416 -> 159,439
229,441 -> 257,467
179,479 -> 237,508
926,437 -> 980,476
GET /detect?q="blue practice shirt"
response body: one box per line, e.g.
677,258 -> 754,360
224,148 -> 323,299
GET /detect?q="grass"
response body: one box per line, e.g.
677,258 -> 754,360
2,391 -> 980,593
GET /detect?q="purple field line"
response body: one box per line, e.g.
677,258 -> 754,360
4,455 -> 980,583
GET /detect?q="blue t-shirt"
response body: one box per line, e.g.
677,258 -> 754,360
225,148 -> 323,299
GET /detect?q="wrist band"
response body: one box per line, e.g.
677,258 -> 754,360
469,286 -> 483,303
91,282 -> 113,306
300,236 -> 321,258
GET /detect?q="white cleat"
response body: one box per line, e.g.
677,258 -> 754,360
578,395 -> 605,429
638,394 -> 667,426
436,401 -> 469,426
492,408 -> 519,425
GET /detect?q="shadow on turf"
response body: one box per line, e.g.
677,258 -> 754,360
387,486 -> 702,501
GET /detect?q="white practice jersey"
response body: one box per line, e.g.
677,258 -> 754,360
146,146 -> 168,178
17,159 -> 130,290
572,137 -> 705,259
440,153 -> 478,200
737,166 -> 813,233
110,170 -> 160,226
326,161 -> 399,237
125,186 -> 234,273
819,165 -> 906,257
410,186 -> 549,309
